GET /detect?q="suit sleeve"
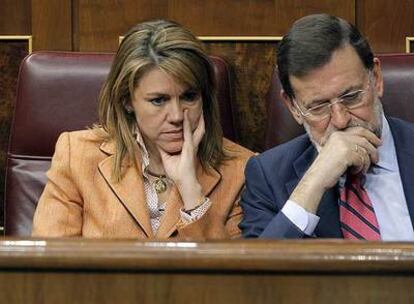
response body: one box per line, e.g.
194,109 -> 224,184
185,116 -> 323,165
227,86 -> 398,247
32,132 -> 83,236
239,156 -> 306,239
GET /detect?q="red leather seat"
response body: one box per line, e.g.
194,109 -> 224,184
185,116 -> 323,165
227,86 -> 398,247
264,53 -> 414,149
5,52 -> 237,236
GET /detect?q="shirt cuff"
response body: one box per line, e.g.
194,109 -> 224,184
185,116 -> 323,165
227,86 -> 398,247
180,197 -> 211,224
281,200 -> 320,236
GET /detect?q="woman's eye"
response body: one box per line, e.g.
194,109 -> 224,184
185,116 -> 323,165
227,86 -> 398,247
182,91 -> 199,102
149,97 -> 166,106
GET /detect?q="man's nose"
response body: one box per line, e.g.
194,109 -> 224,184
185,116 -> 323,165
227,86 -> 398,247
329,103 -> 351,129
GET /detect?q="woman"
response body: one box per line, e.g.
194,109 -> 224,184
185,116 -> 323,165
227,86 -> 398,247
32,20 -> 253,239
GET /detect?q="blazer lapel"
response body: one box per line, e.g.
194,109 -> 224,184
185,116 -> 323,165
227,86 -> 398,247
286,142 -> 342,238
98,140 -> 153,238
155,185 -> 182,238
389,117 -> 414,231
156,164 -> 221,238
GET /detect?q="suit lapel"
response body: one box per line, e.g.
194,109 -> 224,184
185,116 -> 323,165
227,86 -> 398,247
389,117 -> 414,231
286,142 -> 342,238
156,164 -> 221,238
314,188 -> 342,238
98,141 -> 153,238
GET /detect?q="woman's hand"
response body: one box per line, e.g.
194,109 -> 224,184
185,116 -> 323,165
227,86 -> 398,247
158,110 -> 205,210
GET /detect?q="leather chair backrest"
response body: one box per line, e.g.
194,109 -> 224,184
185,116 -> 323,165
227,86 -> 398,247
264,53 -> 414,149
5,52 -> 236,236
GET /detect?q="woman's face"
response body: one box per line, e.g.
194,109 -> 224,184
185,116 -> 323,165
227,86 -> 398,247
131,67 -> 203,154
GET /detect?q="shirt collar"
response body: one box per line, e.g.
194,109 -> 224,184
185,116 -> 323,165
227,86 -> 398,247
134,126 -> 150,174
338,114 -> 397,187
375,114 -> 398,172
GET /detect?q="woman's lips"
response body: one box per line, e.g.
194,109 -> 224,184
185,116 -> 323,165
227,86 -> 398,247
161,130 -> 183,140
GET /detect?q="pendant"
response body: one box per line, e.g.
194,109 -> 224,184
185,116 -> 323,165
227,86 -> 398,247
154,177 -> 167,194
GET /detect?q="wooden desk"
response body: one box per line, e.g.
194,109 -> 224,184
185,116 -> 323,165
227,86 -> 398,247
0,239 -> 414,303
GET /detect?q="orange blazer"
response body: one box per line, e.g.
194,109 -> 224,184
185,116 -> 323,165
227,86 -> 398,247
32,130 -> 253,239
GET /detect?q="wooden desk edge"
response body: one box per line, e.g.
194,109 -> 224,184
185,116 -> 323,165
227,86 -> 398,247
0,238 -> 414,273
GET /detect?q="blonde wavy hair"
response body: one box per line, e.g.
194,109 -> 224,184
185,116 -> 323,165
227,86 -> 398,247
98,20 -> 225,181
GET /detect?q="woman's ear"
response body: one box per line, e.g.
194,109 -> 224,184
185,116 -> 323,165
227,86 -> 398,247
281,90 -> 304,125
123,101 -> 134,114
372,57 -> 384,98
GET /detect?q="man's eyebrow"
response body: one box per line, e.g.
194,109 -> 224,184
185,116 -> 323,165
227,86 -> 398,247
338,85 -> 361,97
307,84 -> 363,106
307,98 -> 329,107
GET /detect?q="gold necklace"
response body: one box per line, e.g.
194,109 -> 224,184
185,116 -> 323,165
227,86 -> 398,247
146,170 -> 168,194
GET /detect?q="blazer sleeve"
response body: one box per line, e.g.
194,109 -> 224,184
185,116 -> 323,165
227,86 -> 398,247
175,164 -> 246,240
239,156 -> 306,239
32,132 -> 83,236
175,188 -> 243,240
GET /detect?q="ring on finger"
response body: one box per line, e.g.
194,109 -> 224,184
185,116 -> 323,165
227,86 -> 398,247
354,144 -> 359,153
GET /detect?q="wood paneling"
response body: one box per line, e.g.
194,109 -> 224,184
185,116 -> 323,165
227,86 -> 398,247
275,0 -> 355,30
77,0 -> 355,52
204,41 -> 278,152
357,0 -> 414,53
2,239 -> 414,303
0,1 -> 32,230
0,39 -> 31,228
0,0 -> 31,35
2,272 -> 414,303
170,0 -> 282,36
77,0 -> 169,51
31,0 -> 72,51
409,38 -> 414,53
172,0 -> 355,36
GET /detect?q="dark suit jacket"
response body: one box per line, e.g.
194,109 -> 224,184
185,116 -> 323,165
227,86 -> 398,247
240,117 -> 414,239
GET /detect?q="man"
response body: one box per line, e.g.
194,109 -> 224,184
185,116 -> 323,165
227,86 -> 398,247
239,14 -> 414,240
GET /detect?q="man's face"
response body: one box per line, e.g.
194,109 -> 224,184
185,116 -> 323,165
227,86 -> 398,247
284,44 -> 384,147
